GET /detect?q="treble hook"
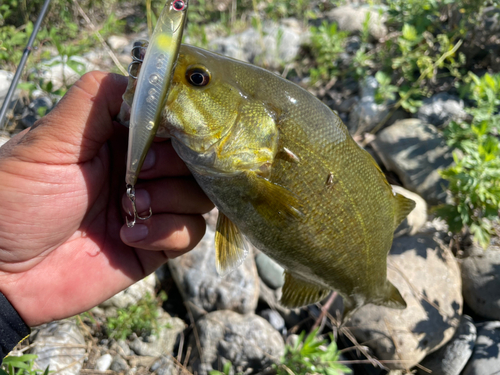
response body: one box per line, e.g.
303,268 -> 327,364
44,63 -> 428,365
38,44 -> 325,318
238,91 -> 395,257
126,184 -> 153,227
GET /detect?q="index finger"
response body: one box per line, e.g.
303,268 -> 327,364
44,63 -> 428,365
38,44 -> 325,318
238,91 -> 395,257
12,72 -> 128,165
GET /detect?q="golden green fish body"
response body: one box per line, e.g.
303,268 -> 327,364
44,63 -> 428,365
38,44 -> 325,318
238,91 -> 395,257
154,45 -> 415,316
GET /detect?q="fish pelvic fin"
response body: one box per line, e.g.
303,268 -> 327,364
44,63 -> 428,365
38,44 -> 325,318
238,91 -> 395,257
215,211 -> 249,277
280,271 -> 331,308
245,172 -> 304,223
393,192 -> 416,230
378,281 -> 407,309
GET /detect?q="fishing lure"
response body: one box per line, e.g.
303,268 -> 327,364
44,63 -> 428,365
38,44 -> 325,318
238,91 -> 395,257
125,0 -> 189,227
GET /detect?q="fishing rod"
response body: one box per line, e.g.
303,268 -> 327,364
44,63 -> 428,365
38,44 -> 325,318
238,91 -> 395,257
0,0 -> 52,129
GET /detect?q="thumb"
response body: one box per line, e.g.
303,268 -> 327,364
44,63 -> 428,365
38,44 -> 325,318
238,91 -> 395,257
12,71 -> 128,164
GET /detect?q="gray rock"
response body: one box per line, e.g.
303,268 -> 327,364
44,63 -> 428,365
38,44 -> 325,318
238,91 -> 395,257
129,309 -> 185,356
461,237 -> 500,320
110,339 -> 131,356
326,5 -> 388,40
209,19 -> 308,68
151,356 -> 179,375
110,355 -> 129,372
255,252 -> 285,289
107,35 -> 130,51
350,233 -> 462,370
371,119 -> 454,204
35,55 -> 95,90
100,274 -> 156,309
391,185 -> 428,237
189,310 -> 285,375
418,315 -> 476,375
417,93 -> 466,128
462,321 -> 500,375
32,320 -> 86,375
95,354 -> 113,371
348,76 -> 408,135
0,70 -> 20,126
169,226 -> 259,319
260,309 -> 286,333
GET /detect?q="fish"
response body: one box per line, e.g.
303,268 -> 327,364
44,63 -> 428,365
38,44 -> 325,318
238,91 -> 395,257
124,0 -> 189,227
120,44 -> 416,319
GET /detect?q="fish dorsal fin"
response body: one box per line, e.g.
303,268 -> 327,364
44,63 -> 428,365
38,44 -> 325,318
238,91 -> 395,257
280,271 -> 331,308
379,281 -> 407,309
215,211 -> 249,276
393,192 -> 416,230
246,172 -> 304,223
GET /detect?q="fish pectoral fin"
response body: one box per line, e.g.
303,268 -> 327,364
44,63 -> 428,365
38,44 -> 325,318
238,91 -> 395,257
393,193 -> 416,230
379,281 -> 407,309
215,211 -> 249,277
245,172 -> 304,223
280,271 -> 331,308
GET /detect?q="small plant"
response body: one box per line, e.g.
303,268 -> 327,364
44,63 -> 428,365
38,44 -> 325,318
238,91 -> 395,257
209,361 -> 242,375
106,291 -> 168,340
309,22 -> 348,83
0,354 -> 49,375
437,72 -> 500,248
275,329 -> 351,375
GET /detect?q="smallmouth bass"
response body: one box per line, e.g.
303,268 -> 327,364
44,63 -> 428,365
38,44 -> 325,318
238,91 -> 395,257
121,44 -> 416,319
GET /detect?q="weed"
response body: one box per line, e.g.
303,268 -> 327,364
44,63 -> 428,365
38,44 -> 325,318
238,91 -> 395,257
274,329 -> 351,375
309,22 -> 348,83
0,355 -> 49,375
437,72 -> 500,248
106,291 -> 168,340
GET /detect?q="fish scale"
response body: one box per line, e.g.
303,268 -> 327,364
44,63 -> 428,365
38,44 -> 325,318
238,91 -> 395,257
123,44 -> 416,320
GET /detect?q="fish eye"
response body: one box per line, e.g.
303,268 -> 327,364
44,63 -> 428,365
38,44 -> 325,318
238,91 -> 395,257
172,0 -> 186,11
186,66 -> 211,87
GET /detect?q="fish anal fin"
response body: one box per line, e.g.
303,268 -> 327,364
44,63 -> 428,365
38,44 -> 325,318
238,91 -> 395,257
378,281 -> 407,309
280,271 -> 331,308
215,212 -> 249,277
393,193 -> 416,230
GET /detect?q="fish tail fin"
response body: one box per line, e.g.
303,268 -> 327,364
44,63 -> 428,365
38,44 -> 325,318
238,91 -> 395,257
378,281 -> 407,309
393,192 -> 416,230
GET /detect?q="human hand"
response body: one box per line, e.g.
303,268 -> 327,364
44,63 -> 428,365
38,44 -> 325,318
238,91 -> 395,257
0,71 -> 213,327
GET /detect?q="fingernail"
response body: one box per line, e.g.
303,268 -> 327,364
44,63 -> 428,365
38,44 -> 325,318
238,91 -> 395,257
141,149 -> 155,171
122,224 -> 148,242
122,189 -> 151,215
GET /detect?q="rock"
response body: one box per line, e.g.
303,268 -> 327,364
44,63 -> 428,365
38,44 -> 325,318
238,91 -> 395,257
35,55 -> 95,90
107,35 -> 130,51
371,119 -> 454,204
32,320 -> 86,375
418,315 -> 476,375
0,70 -> 20,126
151,356 -> 179,375
260,309 -> 286,334
129,309 -> 185,356
0,135 -> 10,148
417,93 -> 467,128
461,236 -> 500,320
255,252 -> 285,289
110,355 -> 129,372
95,354 -> 113,371
326,5 -> 388,40
169,226 -> 259,319
110,339 -> 131,356
348,76 -> 408,135
209,19 -> 308,68
350,233 -> 462,370
391,185 -> 428,237
100,273 -> 156,309
462,321 -> 500,375
189,310 -> 285,375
